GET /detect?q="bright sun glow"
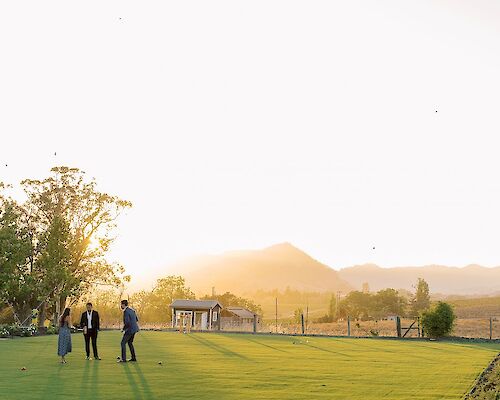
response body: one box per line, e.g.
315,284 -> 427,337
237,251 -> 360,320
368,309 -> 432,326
2,1 -> 500,290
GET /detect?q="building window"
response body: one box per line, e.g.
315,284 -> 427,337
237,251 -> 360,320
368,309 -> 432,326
212,311 -> 218,321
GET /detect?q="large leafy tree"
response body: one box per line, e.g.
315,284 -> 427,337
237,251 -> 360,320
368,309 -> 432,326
1,167 -> 131,325
0,188 -> 38,324
338,291 -> 372,320
373,288 -> 407,318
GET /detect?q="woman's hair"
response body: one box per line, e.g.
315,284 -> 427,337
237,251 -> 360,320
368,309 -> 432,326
60,308 -> 71,327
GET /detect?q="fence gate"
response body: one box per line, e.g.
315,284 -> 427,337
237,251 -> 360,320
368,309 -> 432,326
396,316 -> 421,338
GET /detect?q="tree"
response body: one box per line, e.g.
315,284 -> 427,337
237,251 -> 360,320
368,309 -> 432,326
421,302 -> 456,338
339,291 -> 372,320
131,276 -> 195,324
1,168 -> 131,326
293,308 -> 303,324
36,215 -> 74,325
200,291 -> 262,316
411,278 -> 430,316
0,199 -> 38,325
317,293 -> 337,323
75,288 -> 125,327
373,288 -> 407,318
21,167 -> 132,323
328,293 -> 337,321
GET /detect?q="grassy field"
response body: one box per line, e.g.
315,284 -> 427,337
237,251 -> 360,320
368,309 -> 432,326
0,331 -> 499,400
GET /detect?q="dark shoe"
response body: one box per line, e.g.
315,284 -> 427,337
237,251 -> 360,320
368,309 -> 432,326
86,356 -> 91,360
94,357 -> 101,360
117,359 -> 127,363
128,358 -> 137,362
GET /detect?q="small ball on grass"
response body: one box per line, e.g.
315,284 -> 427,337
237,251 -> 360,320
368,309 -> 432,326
21,367 -> 27,371
158,361 -> 162,365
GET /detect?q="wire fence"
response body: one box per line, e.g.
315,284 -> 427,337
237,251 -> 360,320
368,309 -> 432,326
256,317 -> 500,339
127,317 -> 500,340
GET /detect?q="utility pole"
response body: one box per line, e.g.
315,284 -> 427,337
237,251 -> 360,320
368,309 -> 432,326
336,291 -> 341,318
305,304 -> 309,333
275,298 -> 278,334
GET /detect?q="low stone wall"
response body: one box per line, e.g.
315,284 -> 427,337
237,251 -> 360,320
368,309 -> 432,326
464,353 -> 500,399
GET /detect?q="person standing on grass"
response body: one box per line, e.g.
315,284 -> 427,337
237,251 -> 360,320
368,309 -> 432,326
57,308 -> 72,364
80,302 -> 101,360
117,299 -> 139,363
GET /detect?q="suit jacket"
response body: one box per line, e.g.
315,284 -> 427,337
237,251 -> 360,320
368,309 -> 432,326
80,311 -> 100,331
123,307 -> 139,335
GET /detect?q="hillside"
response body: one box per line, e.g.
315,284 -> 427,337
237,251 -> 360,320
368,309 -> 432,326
338,264 -> 500,295
169,242 -> 353,296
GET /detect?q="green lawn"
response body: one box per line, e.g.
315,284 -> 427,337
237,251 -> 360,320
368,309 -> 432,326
0,331 -> 498,399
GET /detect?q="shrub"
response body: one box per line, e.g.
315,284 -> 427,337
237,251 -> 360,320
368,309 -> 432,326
421,302 -> 456,338
0,325 -> 11,338
315,314 -> 334,323
46,325 -> 59,335
0,324 -> 37,337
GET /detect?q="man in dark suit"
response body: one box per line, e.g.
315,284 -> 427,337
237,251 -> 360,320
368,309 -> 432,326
80,302 -> 101,360
117,299 -> 139,363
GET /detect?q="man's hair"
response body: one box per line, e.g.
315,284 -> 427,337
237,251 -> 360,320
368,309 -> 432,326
86,302 -> 92,307
121,300 -> 128,306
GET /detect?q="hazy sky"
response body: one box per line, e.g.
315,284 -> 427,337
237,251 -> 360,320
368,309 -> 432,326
2,1 -> 500,286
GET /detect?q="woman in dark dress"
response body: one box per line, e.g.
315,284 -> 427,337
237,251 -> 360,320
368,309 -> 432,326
58,308 -> 72,364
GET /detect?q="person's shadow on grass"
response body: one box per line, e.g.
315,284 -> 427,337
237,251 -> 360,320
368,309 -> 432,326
123,363 -> 154,400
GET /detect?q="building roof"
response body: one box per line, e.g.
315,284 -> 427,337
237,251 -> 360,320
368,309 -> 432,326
226,307 -> 256,319
170,299 -> 223,309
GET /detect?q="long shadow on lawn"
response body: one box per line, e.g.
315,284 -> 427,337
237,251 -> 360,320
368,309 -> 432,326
91,360 -> 100,399
302,342 -> 351,358
129,364 -> 154,400
122,364 -> 144,400
331,339 -> 441,362
226,334 -> 289,353
332,338 -> 401,354
137,332 -> 231,399
245,338 -> 289,353
79,361 -> 91,400
402,341 -> 473,354
187,334 -> 251,360
40,363 -> 66,399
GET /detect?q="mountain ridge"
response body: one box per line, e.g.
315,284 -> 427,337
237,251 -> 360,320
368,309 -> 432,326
338,263 -> 500,295
143,244 -> 500,296
168,242 -> 353,295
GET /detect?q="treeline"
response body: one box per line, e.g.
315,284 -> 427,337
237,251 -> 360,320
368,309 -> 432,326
0,168 -> 130,327
130,276 -> 262,324
249,288 -> 333,319
317,278 -> 431,322
65,276 -> 263,327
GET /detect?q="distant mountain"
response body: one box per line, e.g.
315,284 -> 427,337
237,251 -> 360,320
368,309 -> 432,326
169,242 -> 353,295
338,263 -> 500,295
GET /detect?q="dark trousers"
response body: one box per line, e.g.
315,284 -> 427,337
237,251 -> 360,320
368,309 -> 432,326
84,328 -> 99,357
121,332 -> 136,361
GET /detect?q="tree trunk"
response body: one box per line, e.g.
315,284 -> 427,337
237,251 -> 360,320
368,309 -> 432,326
14,304 -> 33,327
38,302 -> 47,330
56,296 -> 67,326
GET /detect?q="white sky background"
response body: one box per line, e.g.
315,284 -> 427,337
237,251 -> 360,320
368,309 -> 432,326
2,1 -> 500,287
